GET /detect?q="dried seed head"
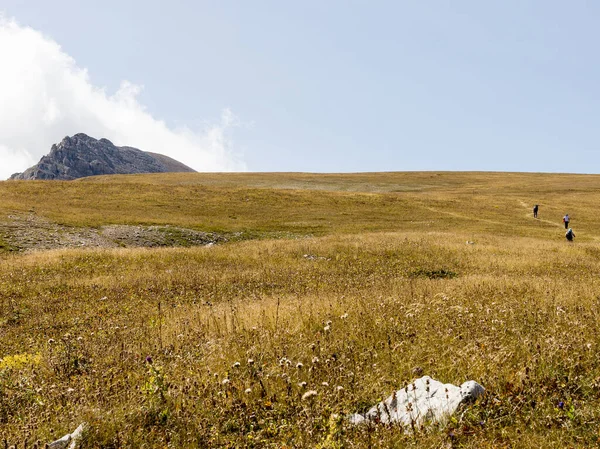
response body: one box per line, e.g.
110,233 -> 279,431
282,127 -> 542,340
302,390 -> 318,401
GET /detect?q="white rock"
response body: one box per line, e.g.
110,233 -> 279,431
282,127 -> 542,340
46,423 -> 87,449
349,376 -> 484,430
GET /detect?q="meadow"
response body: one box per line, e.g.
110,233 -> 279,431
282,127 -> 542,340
2,172 -> 600,447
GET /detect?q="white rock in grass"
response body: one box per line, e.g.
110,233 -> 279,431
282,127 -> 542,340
349,376 -> 484,430
46,423 -> 87,449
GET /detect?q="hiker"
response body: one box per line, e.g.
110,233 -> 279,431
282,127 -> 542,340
563,214 -> 570,229
533,204 -> 538,218
566,228 -> 575,242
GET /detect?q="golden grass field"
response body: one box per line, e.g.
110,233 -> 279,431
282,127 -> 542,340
1,171 -> 600,447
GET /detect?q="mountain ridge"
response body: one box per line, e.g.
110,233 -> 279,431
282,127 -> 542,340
9,133 -> 195,180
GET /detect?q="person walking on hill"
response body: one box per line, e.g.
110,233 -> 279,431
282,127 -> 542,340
533,204 -> 539,218
566,228 -> 575,242
563,214 -> 570,229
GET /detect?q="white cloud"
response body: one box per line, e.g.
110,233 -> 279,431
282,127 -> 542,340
0,17 -> 246,180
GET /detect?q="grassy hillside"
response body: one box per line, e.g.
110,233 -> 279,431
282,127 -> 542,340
1,171 -> 599,238
1,172 -> 600,447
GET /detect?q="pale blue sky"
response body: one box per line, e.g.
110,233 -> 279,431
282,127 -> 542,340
2,1 -> 600,173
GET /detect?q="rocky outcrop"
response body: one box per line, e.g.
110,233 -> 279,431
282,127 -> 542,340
10,133 -> 195,180
349,376 -> 485,429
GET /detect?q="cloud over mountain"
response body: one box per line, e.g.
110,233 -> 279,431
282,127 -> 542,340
0,16 -> 245,180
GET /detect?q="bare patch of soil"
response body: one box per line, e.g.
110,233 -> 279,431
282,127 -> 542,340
0,213 -> 225,252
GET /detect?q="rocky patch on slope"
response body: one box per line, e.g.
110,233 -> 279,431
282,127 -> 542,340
0,213 -> 224,252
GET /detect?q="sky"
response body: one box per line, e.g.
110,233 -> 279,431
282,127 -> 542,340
1,1 -> 600,179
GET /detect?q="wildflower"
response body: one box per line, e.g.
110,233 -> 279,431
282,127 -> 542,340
558,401 -> 565,409
296,362 -> 304,369
145,355 -> 153,365
232,362 -> 241,368
302,390 -> 318,401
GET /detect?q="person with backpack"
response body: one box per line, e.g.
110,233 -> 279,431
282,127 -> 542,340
533,204 -> 539,218
563,214 -> 570,229
566,228 -> 575,242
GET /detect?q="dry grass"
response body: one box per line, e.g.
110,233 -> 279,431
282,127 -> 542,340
1,172 -> 600,447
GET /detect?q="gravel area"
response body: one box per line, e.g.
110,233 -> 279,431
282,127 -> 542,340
0,213 -> 225,252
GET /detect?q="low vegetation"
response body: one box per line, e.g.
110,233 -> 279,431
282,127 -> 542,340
1,172 -> 600,447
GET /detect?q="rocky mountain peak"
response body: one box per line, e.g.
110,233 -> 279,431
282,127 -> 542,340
10,134 -> 195,180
